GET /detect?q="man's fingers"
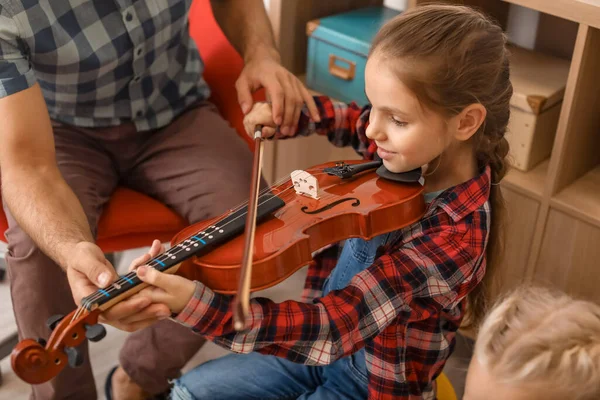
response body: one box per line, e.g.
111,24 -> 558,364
84,259 -> 117,288
279,77 -> 300,134
235,74 -> 254,114
69,271 -> 100,305
299,85 -> 320,122
264,83 -> 284,126
291,83 -> 304,134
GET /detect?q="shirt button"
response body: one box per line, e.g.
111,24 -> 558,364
136,110 -> 143,117
136,47 -> 143,57
124,12 -> 133,22
133,76 -> 141,82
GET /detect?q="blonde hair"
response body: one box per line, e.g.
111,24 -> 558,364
474,286 -> 600,399
370,4 -> 513,327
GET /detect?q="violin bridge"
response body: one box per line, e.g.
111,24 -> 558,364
291,170 -> 319,199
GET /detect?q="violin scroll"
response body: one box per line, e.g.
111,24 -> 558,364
11,307 -> 104,384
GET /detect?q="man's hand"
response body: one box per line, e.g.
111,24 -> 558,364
94,239 -> 197,334
66,240 -> 172,332
94,240 -> 172,332
66,241 -> 118,305
236,48 -> 320,137
210,0 -> 320,135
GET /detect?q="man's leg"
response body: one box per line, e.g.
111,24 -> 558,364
117,101 -> 258,395
4,122 -> 119,399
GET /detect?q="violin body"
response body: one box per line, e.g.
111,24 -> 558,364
175,160 -> 426,293
11,159 -> 425,385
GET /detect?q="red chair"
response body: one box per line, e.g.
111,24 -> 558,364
0,0 -> 263,367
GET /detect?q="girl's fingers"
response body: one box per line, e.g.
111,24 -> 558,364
261,126 -> 276,138
116,303 -> 171,325
135,286 -> 172,305
129,240 -> 166,272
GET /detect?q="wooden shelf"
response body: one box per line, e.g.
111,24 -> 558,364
502,160 -> 548,200
551,164 -> 600,228
502,0 -> 600,30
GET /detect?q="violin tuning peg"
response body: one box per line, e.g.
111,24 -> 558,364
46,314 -> 65,331
85,324 -> 106,342
36,338 -> 47,347
64,346 -> 84,368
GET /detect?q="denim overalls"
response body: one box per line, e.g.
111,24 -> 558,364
172,191 -> 441,399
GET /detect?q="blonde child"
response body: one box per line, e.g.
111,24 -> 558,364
129,4 -> 512,399
464,286 -> 600,400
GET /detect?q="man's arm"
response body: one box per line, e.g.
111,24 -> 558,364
0,85 -> 171,329
0,84 -> 120,294
210,0 -> 279,66
0,84 -> 94,271
210,0 -> 320,135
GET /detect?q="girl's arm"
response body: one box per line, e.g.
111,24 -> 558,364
244,96 -> 376,160
137,224 -> 484,365
280,96 -> 376,160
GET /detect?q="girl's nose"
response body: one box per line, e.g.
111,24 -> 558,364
366,119 -> 387,142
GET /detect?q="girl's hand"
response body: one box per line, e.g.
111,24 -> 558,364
99,239 -> 172,332
134,263 -> 197,315
243,101 -> 279,139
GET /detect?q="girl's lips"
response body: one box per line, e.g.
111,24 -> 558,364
377,147 -> 396,160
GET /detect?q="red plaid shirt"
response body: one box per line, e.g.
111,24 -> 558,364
175,97 -> 491,399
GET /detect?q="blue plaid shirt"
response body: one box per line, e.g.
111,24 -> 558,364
0,1 -> 210,131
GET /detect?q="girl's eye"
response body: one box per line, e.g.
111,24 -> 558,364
389,116 -> 407,126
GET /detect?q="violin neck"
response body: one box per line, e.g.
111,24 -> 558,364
80,193 -> 286,312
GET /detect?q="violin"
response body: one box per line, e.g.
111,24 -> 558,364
11,152 -> 425,385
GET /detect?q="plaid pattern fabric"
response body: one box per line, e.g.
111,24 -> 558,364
0,0 -> 209,131
176,96 -> 492,399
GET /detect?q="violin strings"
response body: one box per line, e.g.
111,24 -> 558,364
81,184 -> 298,308
82,169 -> 344,308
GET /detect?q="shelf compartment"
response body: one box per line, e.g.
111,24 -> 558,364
503,159 -> 548,200
503,0 -> 600,30
551,164 -> 600,228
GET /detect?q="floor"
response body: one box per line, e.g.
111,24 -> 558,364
0,244 -> 473,400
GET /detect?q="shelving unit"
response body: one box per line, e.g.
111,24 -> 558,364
551,165 -> 600,228
502,0 -> 600,30
503,161 -> 548,200
267,0 -> 600,306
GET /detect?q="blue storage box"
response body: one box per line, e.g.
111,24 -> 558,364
305,6 -> 402,105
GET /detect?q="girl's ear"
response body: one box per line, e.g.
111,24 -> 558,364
453,103 -> 487,141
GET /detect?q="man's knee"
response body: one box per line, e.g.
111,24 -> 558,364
5,222 -> 41,261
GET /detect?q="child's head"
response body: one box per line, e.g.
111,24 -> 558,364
368,4 -> 513,325
367,4 -> 511,179
464,286 -> 600,400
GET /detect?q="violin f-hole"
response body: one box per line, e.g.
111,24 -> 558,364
301,197 -> 360,215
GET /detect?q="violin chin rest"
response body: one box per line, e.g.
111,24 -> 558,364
376,165 -> 422,183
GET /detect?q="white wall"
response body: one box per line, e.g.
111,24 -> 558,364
384,0 -> 408,9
